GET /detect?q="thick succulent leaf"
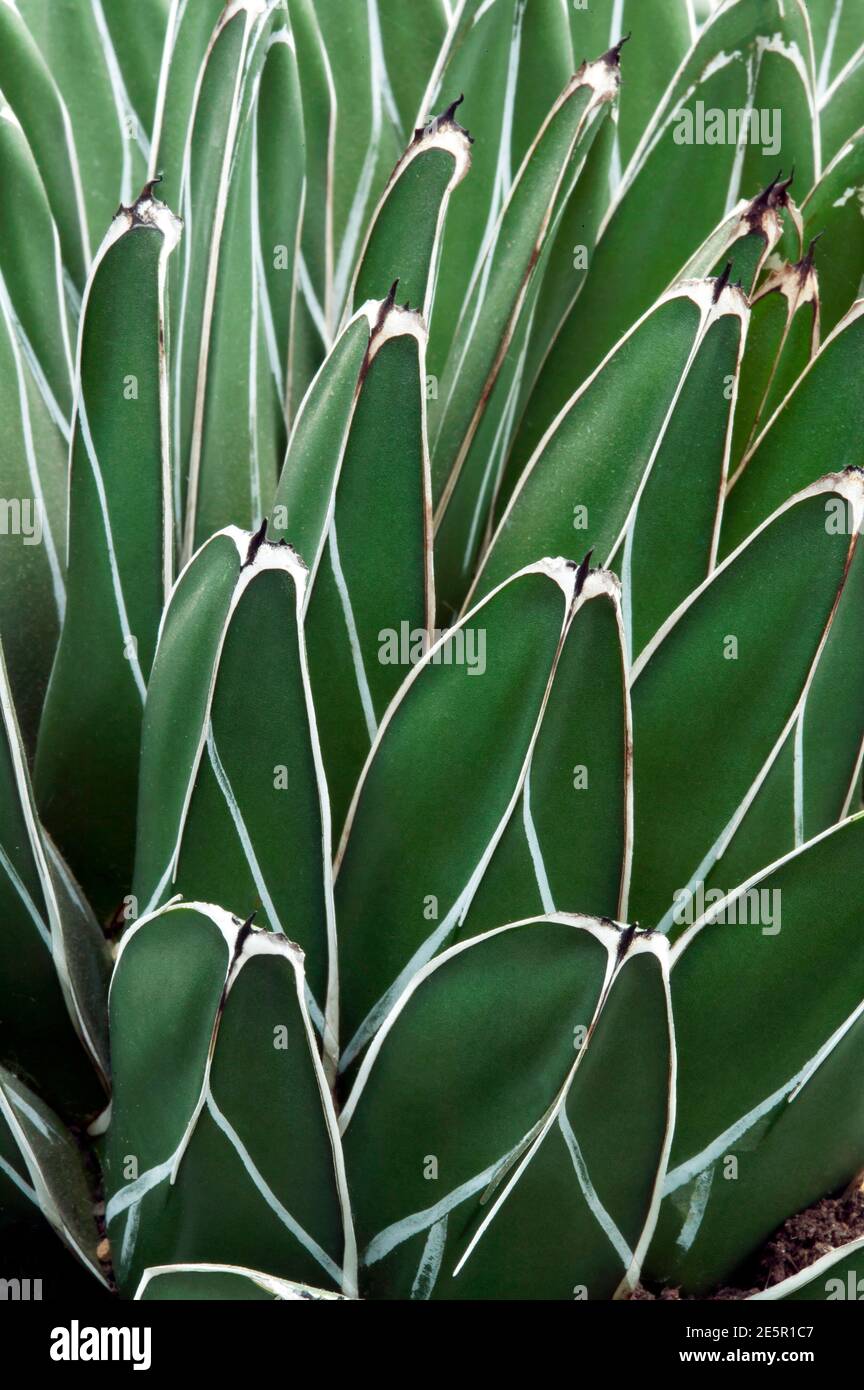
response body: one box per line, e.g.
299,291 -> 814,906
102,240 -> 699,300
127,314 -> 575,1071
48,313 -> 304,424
257,30 -> 306,430
104,903 -> 355,1298
729,249 -> 820,469
342,916 -> 673,1300
513,0 -> 818,468
0,1063 -> 106,1285
345,104 -> 472,324
284,0 -> 337,363
456,573 -> 632,936
268,303 -> 378,563
421,0 -> 576,379
678,176 -> 793,294
187,22 -> 304,551
628,472 -> 864,934
569,0 -> 692,171
693,511 -> 864,903
307,0 -> 404,321
16,0 -> 148,237
334,560 -> 630,1073
0,640 -> 108,1117
471,280 -> 746,629
722,299 -> 864,552
100,0 -> 171,141
296,308 -> 434,833
0,107 -> 74,429
647,814 -> 864,1294
133,529 -> 336,1056
431,52 -> 620,612
809,0 -> 864,97
148,0 -> 226,209
135,1262 -> 348,1300
749,1237 -> 864,1301
799,124 -> 864,337
819,33 -> 864,163
173,0 -> 278,557
0,1 -> 90,284
374,0 -> 449,136
35,189 -> 180,920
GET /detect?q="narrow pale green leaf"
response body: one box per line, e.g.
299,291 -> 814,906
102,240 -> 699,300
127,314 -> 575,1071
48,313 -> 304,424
188,21 -> 305,550
647,814 -> 864,1294
147,0 -> 226,210
133,528 -> 337,1058
35,188 -> 180,920
423,0 -> 577,380
472,280 -> 747,618
17,0 -> 148,236
342,916 -> 673,1300
101,0 -> 171,140
819,39 -> 864,164
0,2 -> 91,283
431,52 -> 620,611
629,472 -> 864,933
722,299 -> 864,553
513,0 -> 817,469
173,0 -> 278,558
299,308 -> 434,834
105,903 -> 354,1298
335,560 -> 627,1073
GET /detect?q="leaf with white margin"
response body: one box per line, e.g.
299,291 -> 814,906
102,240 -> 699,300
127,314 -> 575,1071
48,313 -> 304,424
35,185 -> 180,922
729,245 -> 820,470
341,915 -> 674,1300
798,122 -> 864,338
470,279 -> 747,632
569,0 -> 691,174
188,21 -> 305,550
646,813 -> 864,1295
819,34 -> 864,164
344,99 -> 472,326
0,1063 -> 107,1287
722,300 -> 864,553
104,902 -> 355,1299
431,48 -> 621,613
147,0 -> 226,210
0,636 -> 109,1120
749,1236 -> 864,1301
100,0 -> 171,143
629,471 -> 864,933
677,173 -> 795,294
335,559 -> 627,1074
0,104 -> 74,432
512,0 -> 818,469
455,570 -> 632,938
420,0 -> 577,381
692,505 -> 864,905
0,0 -> 90,286
173,0 -> 280,559
16,0 -> 148,236
133,529 -> 336,1065
136,1262 -> 349,1300
300,303 -> 434,834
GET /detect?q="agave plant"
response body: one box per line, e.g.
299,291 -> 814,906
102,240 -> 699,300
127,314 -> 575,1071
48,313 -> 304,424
2,0 -> 864,1306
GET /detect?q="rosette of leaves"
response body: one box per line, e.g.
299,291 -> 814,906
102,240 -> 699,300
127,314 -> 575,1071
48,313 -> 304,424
1,0 -> 863,1303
